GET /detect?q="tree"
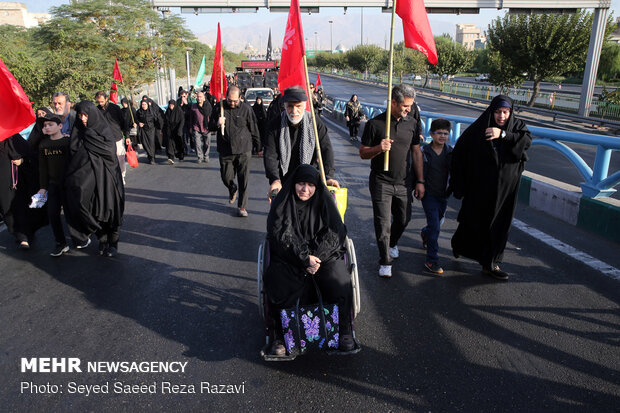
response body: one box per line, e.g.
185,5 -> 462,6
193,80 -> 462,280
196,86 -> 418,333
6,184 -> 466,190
599,42 -> 620,82
346,44 -> 385,78
486,11 -> 613,106
430,35 -> 474,81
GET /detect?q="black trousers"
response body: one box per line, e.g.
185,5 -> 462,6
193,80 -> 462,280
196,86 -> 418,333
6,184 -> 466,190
166,133 -> 185,160
219,152 -> 250,209
369,174 -> 412,265
47,183 -> 67,245
348,121 -> 360,138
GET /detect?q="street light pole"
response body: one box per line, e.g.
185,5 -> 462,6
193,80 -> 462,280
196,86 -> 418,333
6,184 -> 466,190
329,20 -> 333,52
314,31 -> 318,52
185,48 -> 192,91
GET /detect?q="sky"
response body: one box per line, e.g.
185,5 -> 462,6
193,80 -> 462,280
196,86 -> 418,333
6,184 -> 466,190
21,0 -> 620,44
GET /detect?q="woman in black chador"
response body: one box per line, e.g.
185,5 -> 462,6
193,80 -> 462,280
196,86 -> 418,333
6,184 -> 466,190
163,99 -> 185,163
450,95 -> 532,280
64,101 -> 124,257
0,134 -> 47,249
345,94 -> 362,141
264,164 -> 354,355
252,97 -> 267,154
136,100 -> 156,164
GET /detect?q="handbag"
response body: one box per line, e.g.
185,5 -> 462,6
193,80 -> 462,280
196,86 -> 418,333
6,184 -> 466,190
126,144 -> 139,168
280,276 -> 340,356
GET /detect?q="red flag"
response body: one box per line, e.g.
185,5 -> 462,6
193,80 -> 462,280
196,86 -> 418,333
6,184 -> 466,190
396,0 -> 438,65
316,73 -> 322,88
110,58 -> 123,104
209,23 -> 228,102
278,0 -> 310,109
0,58 -> 35,141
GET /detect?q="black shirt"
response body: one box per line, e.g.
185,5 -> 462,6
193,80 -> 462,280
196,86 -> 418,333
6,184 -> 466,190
361,109 -> 422,184
423,144 -> 450,198
209,102 -> 259,156
39,136 -> 69,189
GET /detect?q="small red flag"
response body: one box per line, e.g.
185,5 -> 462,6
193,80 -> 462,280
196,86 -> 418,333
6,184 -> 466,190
278,0 -> 310,109
209,23 -> 228,102
396,0 -> 438,65
110,58 -> 123,104
0,58 -> 35,141
316,73 -> 322,88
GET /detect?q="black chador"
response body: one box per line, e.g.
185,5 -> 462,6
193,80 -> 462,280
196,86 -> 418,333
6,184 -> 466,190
64,101 -> 124,250
164,100 -> 185,161
450,95 -> 532,270
136,102 -> 156,162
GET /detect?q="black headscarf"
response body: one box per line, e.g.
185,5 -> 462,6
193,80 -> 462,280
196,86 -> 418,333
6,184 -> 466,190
267,164 -> 346,267
64,100 -> 124,234
165,99 -> 184,126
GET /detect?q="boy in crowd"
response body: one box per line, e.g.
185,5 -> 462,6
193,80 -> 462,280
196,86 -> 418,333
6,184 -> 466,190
36,114 -> 71,257
420,119 -> 453,275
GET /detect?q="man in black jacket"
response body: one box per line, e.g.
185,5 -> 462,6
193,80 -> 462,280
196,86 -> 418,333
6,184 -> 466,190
209,85 -> 260,217
263,86 -> 339,200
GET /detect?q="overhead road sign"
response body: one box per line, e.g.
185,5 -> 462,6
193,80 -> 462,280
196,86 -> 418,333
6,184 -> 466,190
153,0 -> 611,12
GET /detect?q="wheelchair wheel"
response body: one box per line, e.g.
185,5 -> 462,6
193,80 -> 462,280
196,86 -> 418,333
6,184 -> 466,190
257,239 -> 266,320
345,236 -> 361,319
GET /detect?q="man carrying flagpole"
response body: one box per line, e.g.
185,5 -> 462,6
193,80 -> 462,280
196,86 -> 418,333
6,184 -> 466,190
359,0 -> 436,279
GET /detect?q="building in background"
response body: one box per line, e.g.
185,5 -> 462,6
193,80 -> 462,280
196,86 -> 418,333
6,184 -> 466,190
456,24 -> 486,50
0,2 -> 50,27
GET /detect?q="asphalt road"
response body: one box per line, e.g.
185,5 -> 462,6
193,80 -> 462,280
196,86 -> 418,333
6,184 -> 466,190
321,75 -> 620,200
451,76 -> 615,96
1,110 -> 619,412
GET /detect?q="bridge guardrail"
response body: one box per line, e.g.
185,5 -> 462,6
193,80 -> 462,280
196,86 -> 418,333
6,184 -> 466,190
331,98 -> 620,199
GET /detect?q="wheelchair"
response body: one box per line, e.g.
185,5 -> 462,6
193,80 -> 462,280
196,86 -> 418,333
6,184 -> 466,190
257,236 -> 362,361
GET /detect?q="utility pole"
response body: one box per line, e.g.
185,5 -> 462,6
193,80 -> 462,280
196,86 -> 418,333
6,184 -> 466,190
185,47 -> 192,91
361,8 -> 364,45
329,20 -> 333,53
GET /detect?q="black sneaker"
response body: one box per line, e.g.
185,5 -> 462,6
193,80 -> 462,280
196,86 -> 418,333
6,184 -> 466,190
482,265 -> 509,280
424,262 -> 444,275
50,244 -> 69,257
105,246 -> 117,257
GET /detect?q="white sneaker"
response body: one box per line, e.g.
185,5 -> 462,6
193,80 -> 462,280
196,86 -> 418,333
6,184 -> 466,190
379,265 -> 392,278
389,246 -> 399,259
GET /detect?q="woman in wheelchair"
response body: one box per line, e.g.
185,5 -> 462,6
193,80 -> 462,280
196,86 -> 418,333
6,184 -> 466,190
265,164 -> 355,355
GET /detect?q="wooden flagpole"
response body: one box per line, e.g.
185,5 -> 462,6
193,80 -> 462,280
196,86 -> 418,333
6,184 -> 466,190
302,55 -> 327,186
220,65 -> 225,136
384,0 -> 398,171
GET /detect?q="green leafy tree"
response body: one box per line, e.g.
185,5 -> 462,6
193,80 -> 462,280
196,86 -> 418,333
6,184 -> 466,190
599,42 -> 620,81
346,44 -> 385,78
486,11 -> 613,106
431,35 -> 474,82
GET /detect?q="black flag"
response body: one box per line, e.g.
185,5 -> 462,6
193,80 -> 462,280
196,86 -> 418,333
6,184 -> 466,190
266,28 -> 272,61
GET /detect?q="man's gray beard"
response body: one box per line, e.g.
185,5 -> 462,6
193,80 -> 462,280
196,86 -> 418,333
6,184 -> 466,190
286,112 -> 302,125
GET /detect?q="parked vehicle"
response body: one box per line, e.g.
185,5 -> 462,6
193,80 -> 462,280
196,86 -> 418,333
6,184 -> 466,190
475,73 -> 489,82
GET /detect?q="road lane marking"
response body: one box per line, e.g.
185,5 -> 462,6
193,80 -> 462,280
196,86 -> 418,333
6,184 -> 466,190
512,219 -> 620,280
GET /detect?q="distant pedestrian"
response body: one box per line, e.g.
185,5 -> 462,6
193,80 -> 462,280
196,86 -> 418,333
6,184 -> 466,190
176,90 -> 196,152
420,119 -> 453,275
136,100 -> 156,164
64,101 -> 124,257
252,96 -> 267,154
360,84 -> 425,278
209,85 -> 260,217
345,94 -> 363,141
164,99 -> 185,164
450,95 -> 532,280
189,91 -> 213,164
120,98 -> 137,149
